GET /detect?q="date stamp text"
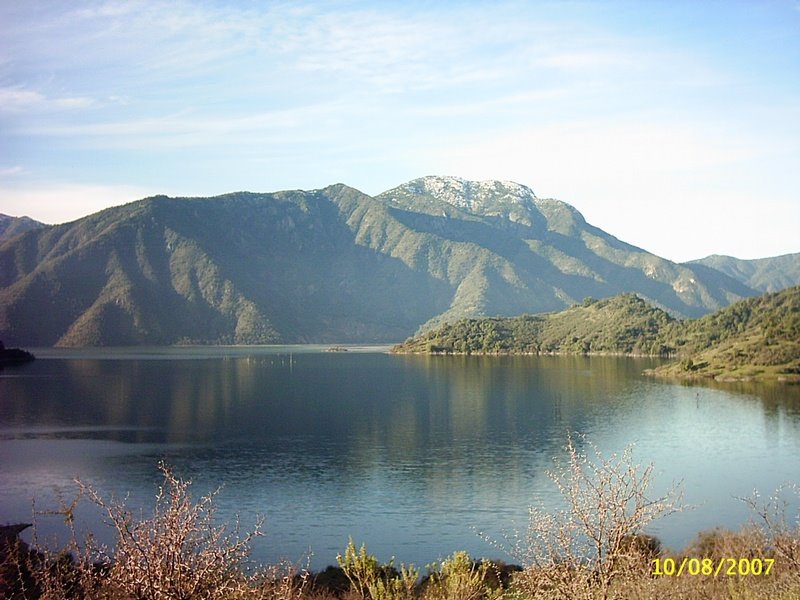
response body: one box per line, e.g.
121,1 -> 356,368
652,557 -> 774,577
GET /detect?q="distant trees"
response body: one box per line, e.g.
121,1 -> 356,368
395,294 -> 677,356
395,286 -> 800,377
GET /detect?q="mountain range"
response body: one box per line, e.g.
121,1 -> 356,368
0,176 -> 797,346
688,252 -> 800,293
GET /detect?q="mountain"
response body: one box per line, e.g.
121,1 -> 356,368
376,177 -> 755,327
0,177 -> 760,346
687,253 -> 800,293
0,186 -> 452,346
0,214 -> 46,241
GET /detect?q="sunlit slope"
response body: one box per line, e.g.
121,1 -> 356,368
0,214 -> 45,241
392,294 -> 677,355
0,178 -> 759,346
394,285 -> 800,382
651,284 -> 800,380
378,177 -> 755,329
0,187 -> 455,345
688,252 -> 800,293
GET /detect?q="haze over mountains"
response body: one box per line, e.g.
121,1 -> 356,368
1,176 -> 797,347
689,253 -> 800,293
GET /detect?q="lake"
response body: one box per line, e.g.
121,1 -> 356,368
1,347 -> 799,571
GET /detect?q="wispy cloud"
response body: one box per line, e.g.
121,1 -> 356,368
18,102 -> 344,151
0,87 -> 96,113
536,50 -> 637,70
1,1 -> 798,259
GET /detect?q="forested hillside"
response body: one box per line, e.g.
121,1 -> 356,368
651,285 -> 800,380
688,253 -> 800,293
392,294 -> 676,355
0,214 -> 45,241
0,177 -> 760,346
393,286 -> 800,381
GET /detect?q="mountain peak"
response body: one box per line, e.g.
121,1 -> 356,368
407,175 -> 537,210
381,175 -> 544,226
0,213 -> 47,241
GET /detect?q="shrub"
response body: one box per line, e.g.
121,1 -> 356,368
75,461 -> 267,599
740,484 -> 800,573
5,465 -> 309,600
421,551 -> 502,600
336,538 -> 417,600
507,434 -> 684,600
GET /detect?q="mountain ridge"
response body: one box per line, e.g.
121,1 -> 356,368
0,177 -> 782,347
0,214 -> 46,241
687,252 -> 800,293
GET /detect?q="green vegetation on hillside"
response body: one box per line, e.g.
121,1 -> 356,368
651,285 -> 800,381
0,214 -> 45,241
393,294 -> 676,355
393,286 -> 800,382
689,252 -> 800,293
0,178 -> 761,346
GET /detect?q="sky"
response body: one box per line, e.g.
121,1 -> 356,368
1,0 -> 799,263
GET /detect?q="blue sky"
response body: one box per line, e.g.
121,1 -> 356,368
1,0 -> 799,262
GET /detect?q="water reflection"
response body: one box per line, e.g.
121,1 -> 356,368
1,350 -> 798,569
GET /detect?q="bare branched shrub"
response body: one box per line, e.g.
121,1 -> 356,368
740,484 -> 800,573
252,560 -> 311,600
5,492 -> 107,600
509,434 -> 684,600
78,461 -> 265,600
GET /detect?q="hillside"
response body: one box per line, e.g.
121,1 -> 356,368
393,286 -> 800,382
0,187 -> 452,346
688,253 -> 800,293
375,177 -> 754,327
0,214 -> 46,241
391,294 -> 677,355
0,177 -> 759,346
649,285 -> 800,381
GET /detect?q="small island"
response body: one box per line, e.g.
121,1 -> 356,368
0,340 -> 36,367
392,286 -> 800,383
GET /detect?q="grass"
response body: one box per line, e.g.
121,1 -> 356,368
1,443 -> 798,599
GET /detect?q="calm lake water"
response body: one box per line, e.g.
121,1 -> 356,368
1,347 -> 799,570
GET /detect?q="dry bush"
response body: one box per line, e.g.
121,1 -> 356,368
4,492 -> 107,600
740,483 -> 800,573
507,434 -> 684,600
6,462 -> 300,600
603,485 -> 800,600
251,561 -> 311,600
683,527 -> 767,561
76,461 -> 267,599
